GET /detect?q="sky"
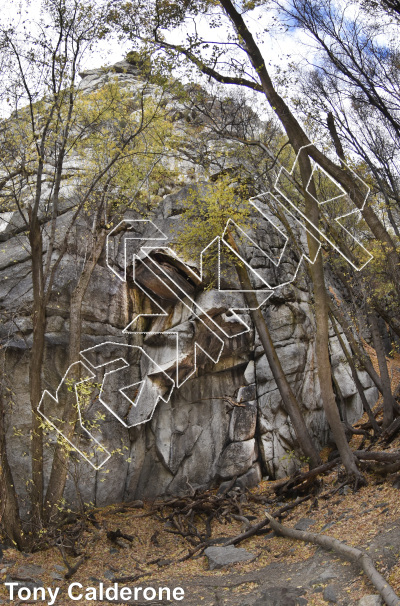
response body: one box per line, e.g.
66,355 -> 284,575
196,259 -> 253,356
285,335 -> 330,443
0,0 -> 310,84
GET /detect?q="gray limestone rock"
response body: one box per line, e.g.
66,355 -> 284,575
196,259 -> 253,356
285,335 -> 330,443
253,587 -> 307,606
237,384 -> 257,402
217,439 -> 257,479
0,61 -> 378,511
294,518 -> 316,531
204,545 -> 255,570
14,564 -> 44,580
323,585 -> 339,603
358,597 -> 383,606
315,568 -> 338,583
229,401 -> 257,441
236,463 -> 263,490
244,360 -> 255,385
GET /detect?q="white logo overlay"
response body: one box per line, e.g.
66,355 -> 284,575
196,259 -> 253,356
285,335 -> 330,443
37,145 -> 373,469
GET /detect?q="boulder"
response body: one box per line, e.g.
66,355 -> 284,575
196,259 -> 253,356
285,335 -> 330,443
294,518 -> 316,531
217,439 -> 257,479
0,62 -> 379,510
323,585 -> 339,603
229,401 -> 257,441
237,384 -> 257,402
244,360 -> 255,385
253,587 -> 307,606
236,463 -> 262,490
358,597 -> 382,606
204,545 -> 255,570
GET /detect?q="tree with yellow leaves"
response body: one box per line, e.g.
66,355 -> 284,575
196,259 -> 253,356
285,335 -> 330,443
0,0 -> 177,543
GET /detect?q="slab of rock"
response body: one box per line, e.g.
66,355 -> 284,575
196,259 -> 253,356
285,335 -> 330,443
217,439 -> 256,479
54,565 -> 66,572
204,545 -> 255,570
358,597 -> 382,606
14,564 -> 44,580
253,587 -> 307,606
236,463 -> 262,490
237,384 -> 257,403
315,567 -> 338,583
6,578 -> 44,593
294,518 -> 316,531
244,361 -> 255,385
229,401 -> 257,441
323,585 -> 339,603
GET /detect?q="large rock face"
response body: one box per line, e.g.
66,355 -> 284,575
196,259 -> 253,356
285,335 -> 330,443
0,185 -> 378,508
0,63 -> 378,510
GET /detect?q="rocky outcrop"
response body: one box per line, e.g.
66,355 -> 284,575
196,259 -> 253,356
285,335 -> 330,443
1,183 -> 378,509
0,63 -> 378,510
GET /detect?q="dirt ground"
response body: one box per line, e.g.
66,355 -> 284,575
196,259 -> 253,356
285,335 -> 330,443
2,351 -> 400,606
2,466 -> 400,606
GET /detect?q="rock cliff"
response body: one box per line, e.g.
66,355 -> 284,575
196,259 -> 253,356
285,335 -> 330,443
0,62 -> 378,509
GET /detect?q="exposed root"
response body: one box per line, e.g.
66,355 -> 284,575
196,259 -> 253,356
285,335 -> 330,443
273,459 -> 340,496
265,513 -> 400,606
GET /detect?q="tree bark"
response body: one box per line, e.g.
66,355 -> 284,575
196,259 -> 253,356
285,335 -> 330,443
373,302 -> 400,342
29,218 -> 46,524
330,313 -> 381,435
228,235 -> 322,470
44,230 -> 107,523
355,450 -> 400,462
0,384 -> 26,550
368,312 -> 396,428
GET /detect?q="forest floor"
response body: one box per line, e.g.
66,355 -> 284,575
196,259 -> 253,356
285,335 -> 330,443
2,445 -> 400,606
1,351 -> 400,606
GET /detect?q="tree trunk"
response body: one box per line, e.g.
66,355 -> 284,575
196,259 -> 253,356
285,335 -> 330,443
29,220 -> 46,524
330,313 -> 381,436
229,236 -> 322,470
296,150 -> 363,481
308,257 -> 360,478
211,0 -> 363,480
216,0 -> 400,299
44,231 -> 107,523
373,302 -> 400,342
329,302 -> 383,394
368,312 -> 396,428
0,384 -> 26,550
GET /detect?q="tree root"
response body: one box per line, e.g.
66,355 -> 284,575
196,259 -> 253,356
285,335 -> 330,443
369,461 -> 400,476
381,418 -> 400,443
56,546 -> 88,580
355,450 -> 400,462
272,450 -> 400,497
222,495 -> 312,547
352,468 -> 368,491
107,528 -> 135,544
265,513 -> 400,606
152,493 -> 312,567
273,459 -> 340,495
